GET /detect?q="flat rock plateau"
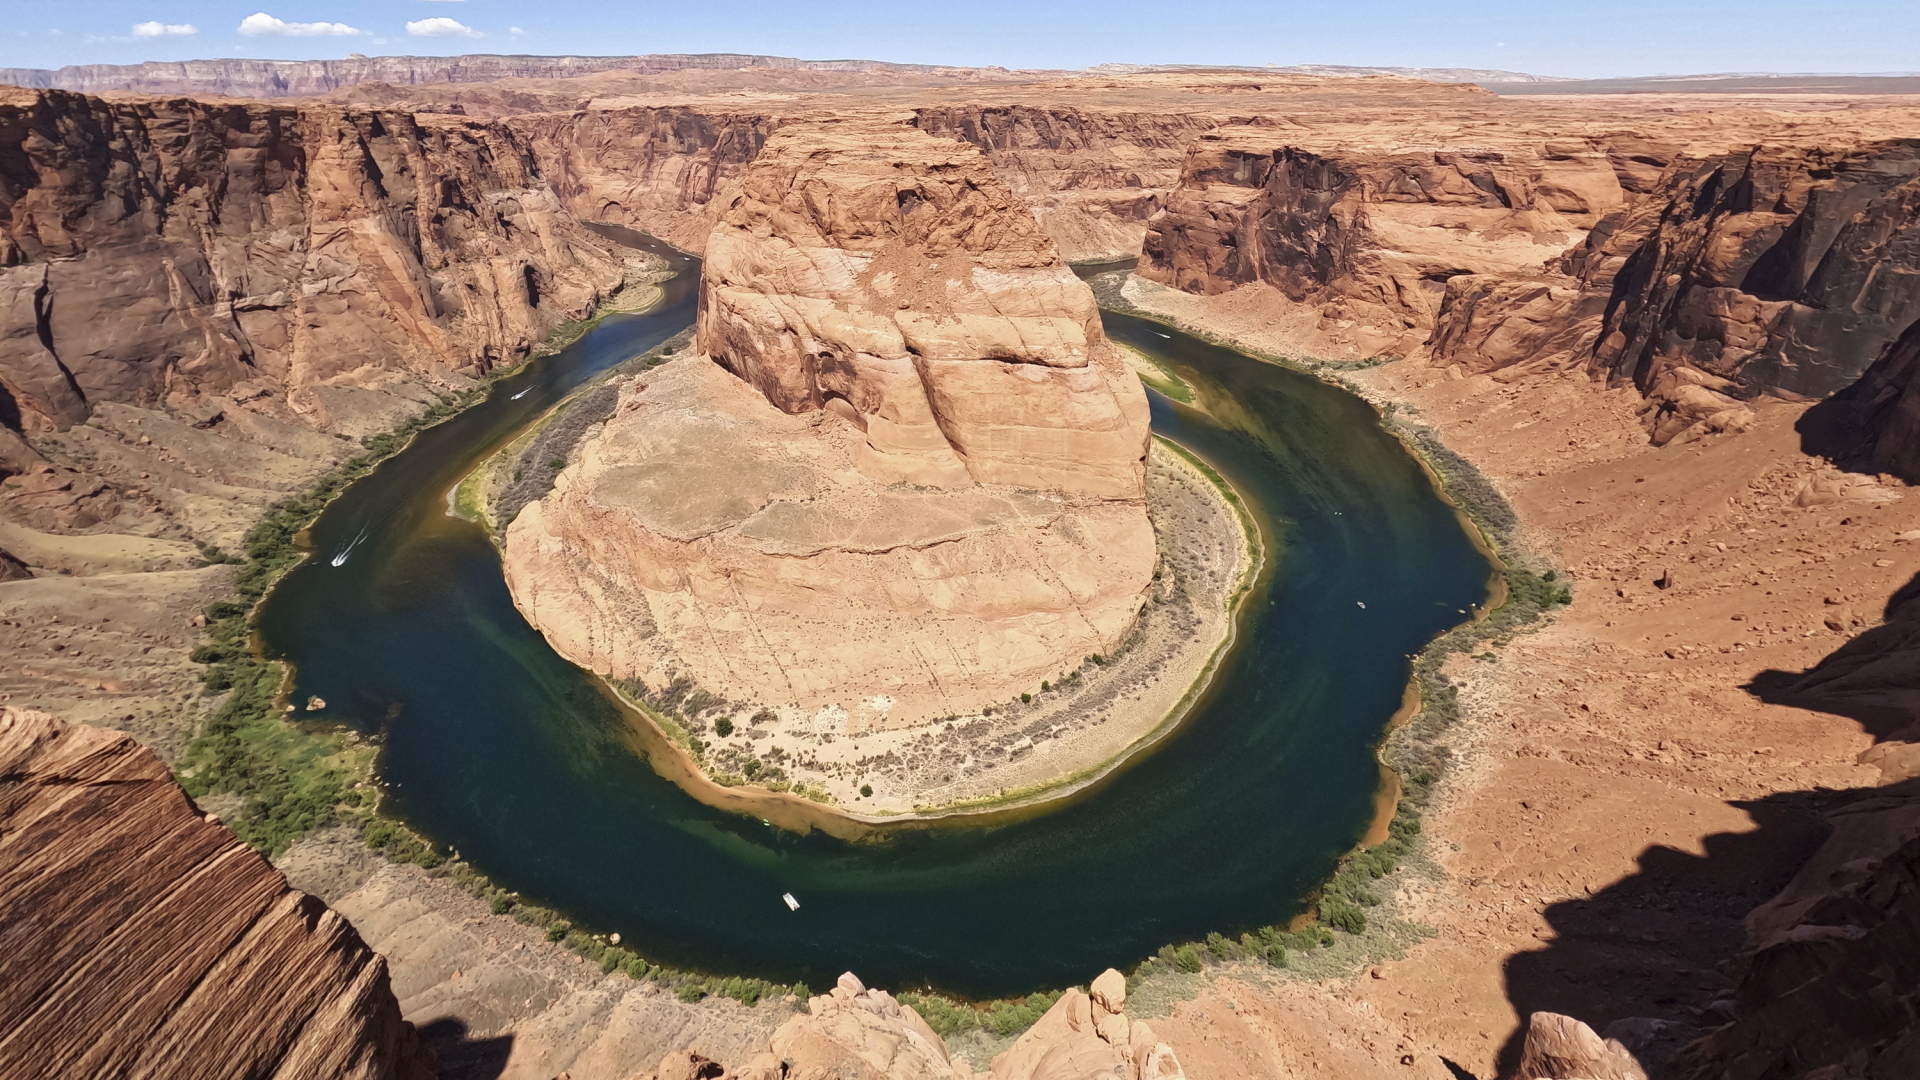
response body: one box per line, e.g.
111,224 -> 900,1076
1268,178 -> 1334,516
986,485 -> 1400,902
9,54 -> 1920,1080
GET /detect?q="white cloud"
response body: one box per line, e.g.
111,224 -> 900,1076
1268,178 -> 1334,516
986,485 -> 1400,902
237,13 -> 362,36
509,26 -> 526,36
406,17 -> 482,38
132,21 -> 198,37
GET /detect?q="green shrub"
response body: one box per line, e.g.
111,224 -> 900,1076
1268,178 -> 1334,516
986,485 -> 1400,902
859,784 -> 873,798
1160,943 -> 1204,974
713,716 -> 734,737
546,923 -> 567,942
490,892 -> 514,916
1020,693 -> 1031,704
678,983 -> 707,1003
624,956 -> 650,980
1205,932 -> 1236,961
1322,898 -> 1367,935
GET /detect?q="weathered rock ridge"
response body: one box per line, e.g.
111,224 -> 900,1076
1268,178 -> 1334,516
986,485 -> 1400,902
0,706 -> 433,1080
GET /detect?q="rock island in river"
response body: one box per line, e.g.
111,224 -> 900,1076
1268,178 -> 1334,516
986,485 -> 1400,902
492,123 -> 1255,815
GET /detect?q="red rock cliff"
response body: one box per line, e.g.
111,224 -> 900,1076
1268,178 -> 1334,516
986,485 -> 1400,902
0,706 -> 434,1080
0,87 -> 627,435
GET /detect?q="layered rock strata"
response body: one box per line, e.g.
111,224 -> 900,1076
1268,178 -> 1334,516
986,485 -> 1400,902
0,87 -> 629,437
0,706 -> 433,1080
1138,126 -> 1626,358
503,124 -> 1195,808
1429,140 -> 1920,444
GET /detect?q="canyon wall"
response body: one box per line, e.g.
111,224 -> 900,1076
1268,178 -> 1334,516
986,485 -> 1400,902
512,106 -> 775,253
0,706 -> 434,1080
913,106 -> 1216,261
1430,140 -> 1920,445
0,87 -> 628,439
1137,126 -> 1627,358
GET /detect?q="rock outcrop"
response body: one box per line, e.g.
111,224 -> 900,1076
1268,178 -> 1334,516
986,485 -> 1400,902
502,123 -> 1157,795
697,123 -> 1149,496
1430,140 -> 1920,443
1139,126 -> 1624,358
0,706 -> 434,1080
630,968 -> 1186,1080
0,87 -> 628,436
1515,1012 -> 1648,1080
989,968 -> 1186,1080
1674,780 -> 1920,1080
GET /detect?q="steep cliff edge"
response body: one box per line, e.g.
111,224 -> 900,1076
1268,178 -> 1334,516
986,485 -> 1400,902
0,705 -> 434,1080
1430,140 -> 1920,445
0,87 -> 628,438
1137,125 -> 1625,360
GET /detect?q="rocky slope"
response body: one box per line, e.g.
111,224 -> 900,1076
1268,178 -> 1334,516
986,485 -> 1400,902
0,706 -> 434,1080
1428,140 -> 1920,446
503,124 -> 1166,807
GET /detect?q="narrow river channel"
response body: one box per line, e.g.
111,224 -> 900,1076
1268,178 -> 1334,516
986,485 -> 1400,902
258,230 -> 1493,999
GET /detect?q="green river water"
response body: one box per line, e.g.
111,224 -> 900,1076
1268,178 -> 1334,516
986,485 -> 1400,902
257,231 -> 1493,999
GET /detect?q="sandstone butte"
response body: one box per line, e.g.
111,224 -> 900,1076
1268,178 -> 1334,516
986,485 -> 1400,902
8,60 -> 1920,1080
501,122 -> 1181,810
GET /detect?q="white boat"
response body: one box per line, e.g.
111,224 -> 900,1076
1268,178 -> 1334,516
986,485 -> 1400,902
1356,601 -> 1366,609
783,892 -> 800,911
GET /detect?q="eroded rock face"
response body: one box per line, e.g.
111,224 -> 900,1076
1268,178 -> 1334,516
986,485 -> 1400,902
505,121 -> 1154,743
1139,127 -> 1623,359
697,123 -> 1150,497
0,87 -> 627,435
1430,140 -> 1920,445
0,706 -> 433,1080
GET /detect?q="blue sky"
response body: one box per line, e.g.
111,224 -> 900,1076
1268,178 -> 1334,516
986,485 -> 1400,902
4,1 -> 1916,78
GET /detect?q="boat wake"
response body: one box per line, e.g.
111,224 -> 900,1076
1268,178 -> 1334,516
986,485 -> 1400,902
510,386 -> 532,400
330,523 -> 373,567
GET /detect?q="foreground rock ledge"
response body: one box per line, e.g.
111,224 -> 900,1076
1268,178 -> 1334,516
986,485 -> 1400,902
0,706 -> 433,1080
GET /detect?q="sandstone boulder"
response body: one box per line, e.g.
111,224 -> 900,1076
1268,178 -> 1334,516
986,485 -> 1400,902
1516,1012 -> 1647,1080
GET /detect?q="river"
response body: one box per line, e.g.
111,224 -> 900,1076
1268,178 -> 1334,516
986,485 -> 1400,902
257,230 -> 1493,999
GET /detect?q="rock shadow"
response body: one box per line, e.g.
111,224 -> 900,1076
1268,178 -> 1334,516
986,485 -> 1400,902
1747,569 -> 1920,747
1492,789 -> 1836,1078
416,1017 -> 514,1080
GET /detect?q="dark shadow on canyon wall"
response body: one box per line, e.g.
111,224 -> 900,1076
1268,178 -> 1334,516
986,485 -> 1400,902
1491,790 -> 1834,1079
417,1017 -> 513,1080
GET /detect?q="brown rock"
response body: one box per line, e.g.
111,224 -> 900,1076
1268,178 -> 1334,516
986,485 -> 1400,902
0,706 -> 433,1080
1516,1012 -> 1647,1080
